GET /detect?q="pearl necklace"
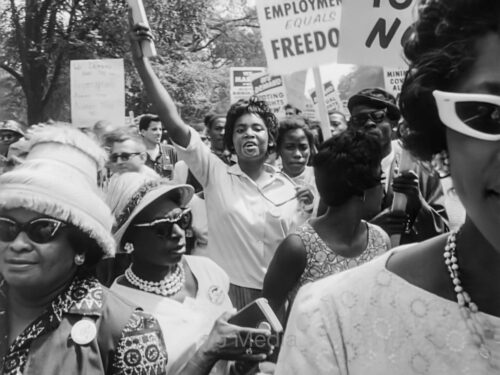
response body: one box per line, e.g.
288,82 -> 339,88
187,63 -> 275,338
125,263 -> 185,297
444,230 -> 491,360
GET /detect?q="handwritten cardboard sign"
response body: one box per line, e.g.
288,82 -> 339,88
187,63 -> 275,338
338,0 -> 416,68
256,0 -> 342,74
70,59 -> 125,128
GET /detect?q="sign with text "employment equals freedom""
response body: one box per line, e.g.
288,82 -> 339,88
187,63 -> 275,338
256,0 -> 342,75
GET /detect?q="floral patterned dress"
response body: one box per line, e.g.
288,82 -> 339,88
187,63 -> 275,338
0,275 -> 167,375
288,221 -> 390,304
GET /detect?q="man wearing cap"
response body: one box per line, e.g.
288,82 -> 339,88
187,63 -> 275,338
0,120 -> 25,174
348,88 -> 448,244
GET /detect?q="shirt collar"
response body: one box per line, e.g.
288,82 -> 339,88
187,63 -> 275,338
227,163 -> 279,177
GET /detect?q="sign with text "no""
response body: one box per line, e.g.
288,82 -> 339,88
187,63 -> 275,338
256,0 -> 342,75
338,0 -> 416,68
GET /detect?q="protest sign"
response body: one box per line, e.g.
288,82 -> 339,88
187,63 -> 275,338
71,59 -> 125,128
302,99 -> 318,121
338,0 -> 416,67
252,73 -> 288,117
310,80 -> 343,113
383,67 -> 407,98
230,67 -> 266,104
305,64 -> 385,117
255,0 -> 342,75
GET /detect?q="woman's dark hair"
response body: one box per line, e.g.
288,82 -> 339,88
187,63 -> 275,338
312,130 -> 383,207
204,113 -> 225,129
276,116 -> 315,155
400,0 -> 500,161
223,97 -> 278,154
66,227 -> 103,271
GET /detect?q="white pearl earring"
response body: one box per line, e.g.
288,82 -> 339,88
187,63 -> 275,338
74,253 -> 85,266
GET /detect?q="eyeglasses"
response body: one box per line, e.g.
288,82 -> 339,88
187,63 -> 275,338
433,90 -> 500,141
0,133 -> 20,142
350,109 -> 388,127
109,152 -> 142,162
256,171 -> 299,207
133,207 -> 192,238
0,217 -> 66,244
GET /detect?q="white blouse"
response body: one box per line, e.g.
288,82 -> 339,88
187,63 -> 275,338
111,255 -> 234,375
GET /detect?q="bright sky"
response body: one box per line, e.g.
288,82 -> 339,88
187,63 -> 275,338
304,63 -> 355,93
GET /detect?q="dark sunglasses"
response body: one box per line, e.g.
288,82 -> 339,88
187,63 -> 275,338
109,152 -> 142,162
0,217 -> 67,244
350,109 -> 388,126
133,208 -> 192,238
0,133 -> 20,142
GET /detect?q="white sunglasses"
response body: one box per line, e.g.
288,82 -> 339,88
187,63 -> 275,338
433,90 -> 500,141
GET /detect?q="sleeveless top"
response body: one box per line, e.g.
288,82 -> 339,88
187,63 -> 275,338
288,221 -> 389,303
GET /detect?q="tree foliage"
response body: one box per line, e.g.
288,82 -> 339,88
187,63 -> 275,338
0,0 -> 266,125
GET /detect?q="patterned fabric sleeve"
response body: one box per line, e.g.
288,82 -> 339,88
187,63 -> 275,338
110,310 -> 168,375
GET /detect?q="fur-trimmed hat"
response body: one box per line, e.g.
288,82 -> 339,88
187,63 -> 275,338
0,120 -> 25,137
106,172 -> 194,250
0,125 -> 115,257
348,88 -> 401,121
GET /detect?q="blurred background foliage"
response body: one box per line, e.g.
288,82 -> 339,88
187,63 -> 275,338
0,0 -> 266,125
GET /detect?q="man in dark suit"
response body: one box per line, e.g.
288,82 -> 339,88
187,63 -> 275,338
348,88 -> 448,244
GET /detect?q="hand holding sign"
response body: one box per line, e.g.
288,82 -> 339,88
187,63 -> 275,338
128,0 -> 156,58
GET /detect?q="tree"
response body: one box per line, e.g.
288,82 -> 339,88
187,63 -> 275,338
0,0 -> 132,124
0,0 -> 266,125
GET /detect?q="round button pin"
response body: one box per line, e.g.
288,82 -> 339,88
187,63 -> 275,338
258,321 -> 271,331
71,319 -> 97,345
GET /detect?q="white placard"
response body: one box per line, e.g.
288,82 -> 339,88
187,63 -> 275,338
252,73 -> 288,117
383,66 -> 408,98
310,80 -> 343,113
256,0 -> 342,75
70,59 -> 125,128
230,67 -> 266,104
338,0 -> 416,68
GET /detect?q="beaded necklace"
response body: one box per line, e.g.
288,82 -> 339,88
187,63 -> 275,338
125,263 -> 185,297
444,230 -> 491,360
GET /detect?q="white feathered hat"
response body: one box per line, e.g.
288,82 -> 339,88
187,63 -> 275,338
0,125 -> 115,257
106,172 -> 193,250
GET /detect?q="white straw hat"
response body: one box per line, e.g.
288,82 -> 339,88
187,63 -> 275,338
0,125 -> 115,257
106,172 -> 194,250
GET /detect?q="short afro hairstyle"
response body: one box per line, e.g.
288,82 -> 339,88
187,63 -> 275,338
276,116 -> 315,155
313,130 -> 383,207
400,0 -> 500,161
223,97 -> 278,154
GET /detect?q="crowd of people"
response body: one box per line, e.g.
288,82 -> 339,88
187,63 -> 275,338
2,0 -> 500,373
